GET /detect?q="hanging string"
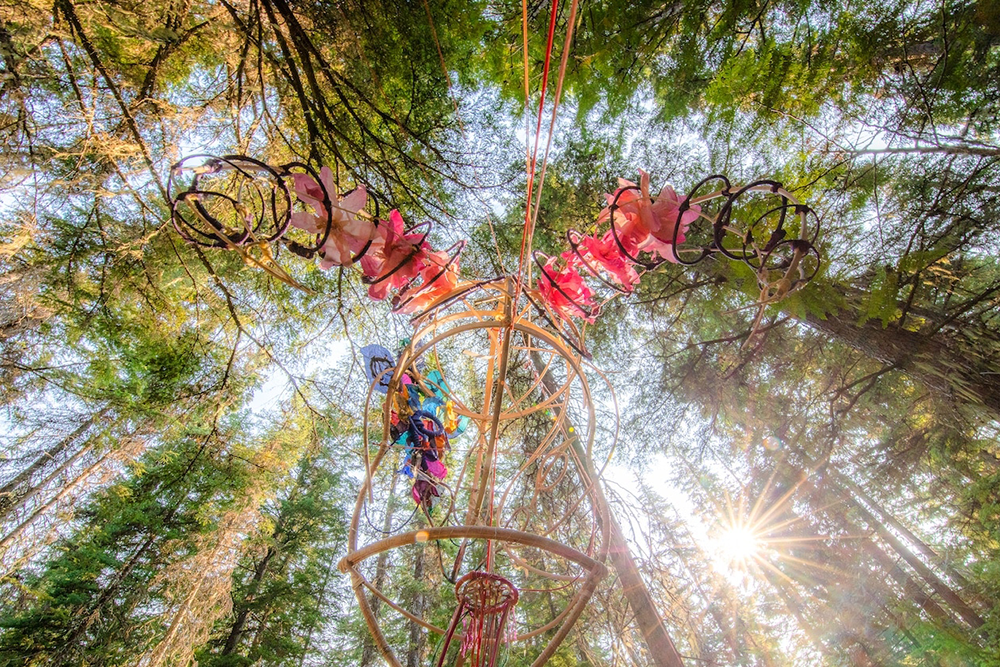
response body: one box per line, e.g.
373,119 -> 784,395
486,0 -> 576,575
436,572 -> 518,667
521,0 -> 531,230
485,406 -> 499,570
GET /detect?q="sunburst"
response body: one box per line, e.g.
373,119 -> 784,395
706,466 -> 853,586
714,524 -> 761,568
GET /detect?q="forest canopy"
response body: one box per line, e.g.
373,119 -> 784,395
0,0 -> 998,665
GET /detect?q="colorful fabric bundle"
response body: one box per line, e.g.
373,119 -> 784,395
405,410 -> 449,507
367,355 -> 466,512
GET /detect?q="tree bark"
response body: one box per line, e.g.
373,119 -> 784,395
806,479 -> 957,628
608,517 -> 686,667
0,448 -> 112,553
792,471 -> 958,630
979,450 -> 1000,471
222,544 -> 277,655
860,536 -> 953,625
803,308 -> 1000,418
361,473 -> 400,667
761,550 -> 895,666
531,351 -> 686,667
845,491 -> 984,629
836,472 -> 972,591
406,546 -> 427,667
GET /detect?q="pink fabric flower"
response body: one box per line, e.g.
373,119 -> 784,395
577,230 -> 640,291
289,167 -> 375,268
290,167 -> 338,217
638,183 -> 700,263
609,213 -> 649,257
597,171 -> 700,262
361,210 -> 429,300
597,173 -> 653,253
537,253 -> 596,323
394,248 -> 461,314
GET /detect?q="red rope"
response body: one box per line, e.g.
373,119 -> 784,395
487,0 -> 561,575
486,0 -> 567,578
526,0 -> 580,271
514,0 -> 561,297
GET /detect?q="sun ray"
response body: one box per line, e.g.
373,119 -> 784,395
765,552 -> 849,578
759,534 -> 868,546
751,554 -> 798,585
747,464 -> 781,526
699,458 -> 851,592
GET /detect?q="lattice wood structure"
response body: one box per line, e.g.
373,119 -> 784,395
338,278 -> 616,666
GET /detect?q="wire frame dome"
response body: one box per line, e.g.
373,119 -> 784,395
166,152 -> 824,666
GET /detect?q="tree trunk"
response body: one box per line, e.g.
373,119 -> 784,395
836,472 -> 972,591
531,350 -> 686,667
0,443 -> 94,526
406,546 -> 427,667
223,452 -> 322,657
788,470 -> 958,633
45,437 -> 211,666
979,449 -> 1000,471
0,447 -> 112,553
361,473 -> 400,667
706,601 -> 743,663
803,308 -> 1000,418
762,557 -> 894,666
144,534 -> 229,667
844,491 -> 984,629
798,475 -> 956,628
249,606 -> 274,654
0,408 -> 107,521
49,529 -> 164,665
862,536 -> 953,625
608,517 -> 687,667
222,544 -> 277,655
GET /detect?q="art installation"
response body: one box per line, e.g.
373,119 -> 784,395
166,8 -> 819,665
168,146 -> 822,665
8,0 -> 995,665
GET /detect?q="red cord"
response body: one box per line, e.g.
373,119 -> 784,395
514,0 -> 561,298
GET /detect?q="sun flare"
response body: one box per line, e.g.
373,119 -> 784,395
705,482 -> 847,585
715,525 -> 761,567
